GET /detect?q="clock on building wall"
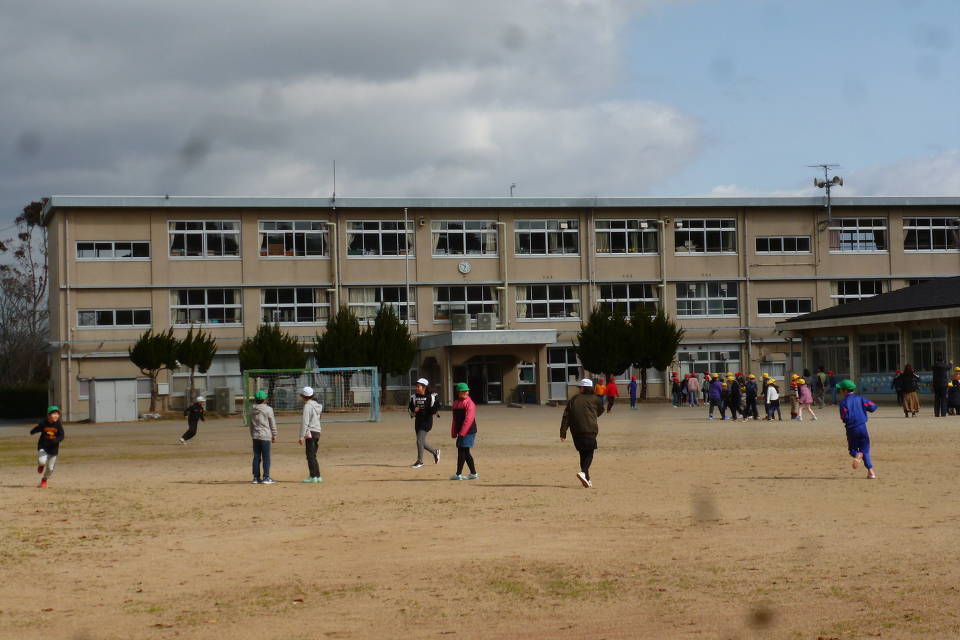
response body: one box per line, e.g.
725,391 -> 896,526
458,260 -> 472,274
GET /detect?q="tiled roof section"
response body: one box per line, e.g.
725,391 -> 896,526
784,276 -> 960,323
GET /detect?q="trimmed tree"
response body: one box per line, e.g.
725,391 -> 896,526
630,308 -> 685,400
176,327 -> 218,402
364,304 -> 417,403
239,323 -> 308,398
313,306 -> 368,367
574,306 -> 633,380
128,328 -> 179,412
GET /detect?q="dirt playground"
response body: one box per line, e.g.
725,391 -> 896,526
1,402 -> 958,640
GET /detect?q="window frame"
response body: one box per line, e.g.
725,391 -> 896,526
261,288 -> 332,325
257,220 -> 329,258
347,286 -> 417,323
754,236 -> 812,255
827,217 -> 888,253
170,288 -> 243,326
430,220 -> 498,257
675,281 -> 739,318
515,284 -> 581,321
433,285 -> 500,322
597,283 -> 659,316
858,331 -> 900,374
594,219 -> 659,256
345,220 -> 415,258
514,219 -> 580,256
76,241 -> 151,261
76,308 -> 152,329
830,280 -> 887,305
903,217 -> 960,253
168,220 -> 241,259
673,218 -> 737,255
756,298 -> 813,317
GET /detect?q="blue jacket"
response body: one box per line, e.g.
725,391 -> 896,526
708,379 -> 723,400
745,380 -> 758,400
628,380 -> 638,397
839,392 -> 877,429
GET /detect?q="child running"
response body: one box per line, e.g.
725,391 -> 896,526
299,386 -> 324,483
604,376 -> 618,413
179,395 -> 205,444
249,390 -> 277,484
560,378 -> 604,488
31,406 -> 64,488
408,377 -> 440,468
797,378 -> 818,421
450,382 -> 478,480
836,379 -> 878,479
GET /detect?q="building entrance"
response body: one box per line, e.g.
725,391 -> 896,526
453,356 -> 503,404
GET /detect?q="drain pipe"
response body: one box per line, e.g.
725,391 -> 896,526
64,211 -> 72,421
495,221 -> 509,328
326,221 -> 340,311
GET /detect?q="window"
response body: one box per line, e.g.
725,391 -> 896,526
76,241 -> 150,260
261,288 -> 330,324
518,361 -> 536,384
595,219 -> 658,254
171,355 -> 243,399
757,298 -> 813,317
77,308 -> 151,328
674,219 -> 736,253
515,219 -> 579,255
431,220 -> 497,256
828,218 -> 887,252
171,289 -> 242,325
911,328 -> 947,371
677,347 -> 741,376
858,332 -> 899,374
548,347 -> 581,384
348,287 -> 416,322
515,285 -> 580,320
830,280 -> 886,305
755,236 -> 811,254
903,217 -> 960,252
811,336 -> 850,378
168,221 -> 240,257
676,282 -> 739,317
597,283 -> 659,316
433,286 -> 499,321
346,220 -> 413,256
258,221 -> 328,257
908,279 -> 931,287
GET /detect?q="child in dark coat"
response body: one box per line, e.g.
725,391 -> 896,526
31,406 -> 65,488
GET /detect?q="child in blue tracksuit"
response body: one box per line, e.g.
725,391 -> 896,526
837,379 -> 878,479
628,376 -> 638,410
707,375 -> 723,419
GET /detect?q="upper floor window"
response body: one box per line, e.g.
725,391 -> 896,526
674,219 -> 736,254
171,288 -> 242,325
595,219 -> 658,255
515,285 -> 580,320
431,220 -> 497,256
597,283 -> 659,316
433,286 -> 499,321
76,241 -> 150,260
515,219 -> 579,255
262,288 -> 331,324
757,298 -> 813,317
78,308 -> 151,328
830,279 -> 886,305
348,286 -> 416,323
676,281 -> 739,317
258,221 -> 328,257
168,221 -> 240,258
903,217 -> 960,252
828,218 -> 887,252
755,236 -> 811,254
346,221 -> 413,257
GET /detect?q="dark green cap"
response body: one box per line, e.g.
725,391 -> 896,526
47,405 -> 60,414
836,379 -> 856,391
455,382 -> 470,392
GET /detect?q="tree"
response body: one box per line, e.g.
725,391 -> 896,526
630,308 -> 685,400
239,323 -> 307,398
128,328 -> 179,412
574,306 -> 633,380
176,327 -> 218,402
364,304 -> 417,402
0,200 -> 49,387
313,306 -> 368,367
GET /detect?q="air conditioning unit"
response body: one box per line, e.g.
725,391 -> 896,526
476,313 -> 497,330
451,314 -> 471,331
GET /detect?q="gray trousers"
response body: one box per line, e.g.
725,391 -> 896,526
416,429 -> 438,462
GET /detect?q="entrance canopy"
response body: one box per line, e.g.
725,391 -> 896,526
418,329 -> 558,350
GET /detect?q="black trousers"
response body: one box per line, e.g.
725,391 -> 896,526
745,398 -> 758,419
933,389 -> 948,417
456,447 -> 476,475
578,449 -> 594,479
181,420 -> 199,441
304,435 -> 320,478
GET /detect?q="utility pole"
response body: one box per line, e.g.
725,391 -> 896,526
809,163 -> 843,229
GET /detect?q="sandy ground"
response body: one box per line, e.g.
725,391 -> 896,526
1,401 -> 959,640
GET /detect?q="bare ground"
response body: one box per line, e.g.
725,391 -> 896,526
1,403 -> 959,640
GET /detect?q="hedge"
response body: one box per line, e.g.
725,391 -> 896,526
0,386 -> 49,419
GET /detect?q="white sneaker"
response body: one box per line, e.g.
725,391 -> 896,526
449,474 -> 465,480
577,471 -> 590,488
179,437 -> 186,444
433,449 -> 441,464
466,473 -> 479,480
411,462 -> 424,468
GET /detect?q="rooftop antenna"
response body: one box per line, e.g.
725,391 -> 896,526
808,163 -> 843,229
332,160 -> 337,205
509,183 -> 516,197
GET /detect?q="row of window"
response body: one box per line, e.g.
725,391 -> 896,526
75,279 -> 893,328
811,328 -> 950,375
76,217 -> 960,261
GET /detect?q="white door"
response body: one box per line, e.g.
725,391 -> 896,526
92,381 -> 117,422
115,380 -> 138,421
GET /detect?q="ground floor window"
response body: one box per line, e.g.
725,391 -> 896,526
677,346 -> 740,376
518,361 -> 536,384
547,347 -> 581,399
811,336 -> 850,378
858,332 -> 899,374
171,355 -> 242,400
911,328 -> 947,372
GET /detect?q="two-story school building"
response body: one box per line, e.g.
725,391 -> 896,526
41,195 -> 960,420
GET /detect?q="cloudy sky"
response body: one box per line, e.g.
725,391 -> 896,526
1,0 -> 958,230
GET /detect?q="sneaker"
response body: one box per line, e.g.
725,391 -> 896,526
39,478 -> 47,488
866,470 -> 877,479
433,449 -> 441,464
252,478 -> 261,484
708,416 -> 714,420
466,473 -> 479,480
577,471 -> 590,488
851,453 -> 863,469
179,437 -> 186,445
37,464 -> 44,474
586,479 -> 593,488
261,478 -> 275,484
449,474 -> 465,480
411,462 -> 424,468
313,477 -> 324,483
812,416 -> 818,421
302,477 -> 315,483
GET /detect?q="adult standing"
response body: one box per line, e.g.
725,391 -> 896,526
560,378 -> 604,488
931,356 -> 950,418
628,376 -> 639,410
897,365 -> 921,418
299,386 -> 324,483
249,390 -> 277,484
450,382 -> 478,480
179,396 -> 206,444
408,377 -> 440,468
605,376 -> 619,413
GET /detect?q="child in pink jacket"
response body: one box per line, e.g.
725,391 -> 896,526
797,378 -> 818,421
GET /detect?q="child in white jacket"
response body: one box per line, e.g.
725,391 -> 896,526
299,386 -> 324,483
765,379 -> 781,421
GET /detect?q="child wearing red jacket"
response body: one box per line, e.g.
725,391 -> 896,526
450,382 -> 478,480
604,377 -> 619,413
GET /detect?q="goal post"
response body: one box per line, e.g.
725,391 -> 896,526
242,367 -> 381,424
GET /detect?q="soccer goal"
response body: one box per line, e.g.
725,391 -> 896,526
242,367 -> 381,424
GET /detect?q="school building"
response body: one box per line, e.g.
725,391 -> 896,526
41,195 -> 960,419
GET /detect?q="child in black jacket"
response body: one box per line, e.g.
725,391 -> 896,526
30,406 -> 65,488
180,396 -> 206,444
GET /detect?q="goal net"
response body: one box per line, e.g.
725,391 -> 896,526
242,367 -> 381,424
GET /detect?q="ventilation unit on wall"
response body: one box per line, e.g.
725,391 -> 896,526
451,314 -> 471,331
476,313 -> 497,330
